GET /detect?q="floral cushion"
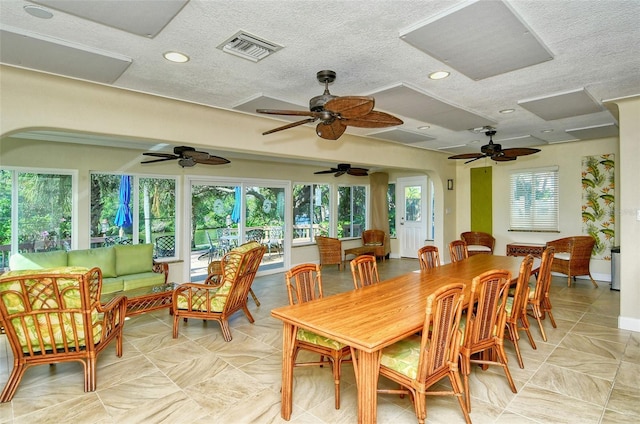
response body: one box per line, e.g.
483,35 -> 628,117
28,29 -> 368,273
380,335 -> 422,379
297,328 -> 345,350
0,267 -> 103,353
175,283 -> 230,312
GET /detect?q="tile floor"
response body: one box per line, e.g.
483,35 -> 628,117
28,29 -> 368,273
0,258 -> 638,424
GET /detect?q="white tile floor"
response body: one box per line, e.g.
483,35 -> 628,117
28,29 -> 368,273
0,258 -> 638,423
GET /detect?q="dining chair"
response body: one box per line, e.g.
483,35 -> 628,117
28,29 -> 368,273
449,239 -> 469,263
527,246 -> 556,342
459,269 -> 517,412
284,263 -> 351,409
376,282 -> 470,424
417,245 -> 440,270
504,254 -> 536,368
460,231 -> 495,256
350,254 -> 380,289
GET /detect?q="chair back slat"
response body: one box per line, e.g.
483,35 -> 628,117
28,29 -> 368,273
418,245 -> 440,270
466,269 -> 511,347
285,263 -> 322,305
449,240 -> 469,263
350,255 -> 379,289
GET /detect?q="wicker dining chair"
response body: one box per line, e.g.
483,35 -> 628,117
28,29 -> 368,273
417,245 -> 441,270
505,254 -> 536,368
376,282 -> 470,424
459,269 -> 517,412
0,267 -> 127,402
284,263 -> 351,410
316,235 -> 343,270
546,236 -> 598,287
350,254 -> 380,289
449,240 -> 469,263
460,231 -> 495,256
527,246 -> 556,342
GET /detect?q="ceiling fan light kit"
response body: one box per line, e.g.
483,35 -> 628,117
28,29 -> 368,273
257,70 -> 403,140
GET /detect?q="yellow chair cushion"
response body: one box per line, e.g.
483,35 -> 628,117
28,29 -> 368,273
380,335 -> 421,379
296,328 -> 346,350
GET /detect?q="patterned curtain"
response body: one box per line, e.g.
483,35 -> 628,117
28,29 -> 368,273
581,154 -> 615,259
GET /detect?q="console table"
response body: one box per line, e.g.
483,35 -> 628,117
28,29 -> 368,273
506,242 -> 545,258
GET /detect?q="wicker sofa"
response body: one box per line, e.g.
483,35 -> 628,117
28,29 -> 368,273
8,243 -> 168,295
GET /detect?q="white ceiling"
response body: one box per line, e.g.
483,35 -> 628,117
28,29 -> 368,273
1,0 -> 639,156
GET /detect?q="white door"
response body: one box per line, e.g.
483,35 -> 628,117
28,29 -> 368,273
398,177 -> 428,258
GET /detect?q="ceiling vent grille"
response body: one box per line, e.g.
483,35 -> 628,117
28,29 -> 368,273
217,31 -> 283,62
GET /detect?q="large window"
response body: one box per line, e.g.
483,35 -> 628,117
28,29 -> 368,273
0,169 -> 75,269
292,183 -> 329,244
338,185 -> 366,238
509,167 -> 559,231
91,173 -> 177,258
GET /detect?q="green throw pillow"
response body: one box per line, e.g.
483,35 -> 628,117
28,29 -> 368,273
114,244 -> 153,276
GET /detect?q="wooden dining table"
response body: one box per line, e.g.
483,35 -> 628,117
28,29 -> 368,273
271,254 -> 538,424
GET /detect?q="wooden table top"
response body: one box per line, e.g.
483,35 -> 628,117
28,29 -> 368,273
271,254 -> 534,353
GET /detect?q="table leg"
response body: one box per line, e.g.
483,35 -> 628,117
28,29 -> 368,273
354,349 -> 382,424
280,322 -> 297,420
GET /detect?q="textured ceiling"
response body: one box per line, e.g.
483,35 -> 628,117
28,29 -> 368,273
1,0 -> 639,156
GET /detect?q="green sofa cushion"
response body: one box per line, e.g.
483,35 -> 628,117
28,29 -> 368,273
68,247 -> 117,278
101,277 -> 125,294
122,272 -> 166,291
114,244 -> 153,276
9,250 -> 68,270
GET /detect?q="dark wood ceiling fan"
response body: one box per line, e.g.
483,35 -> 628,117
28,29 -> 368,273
256,70 -> 403,140
448,130 -> 540,164
314,163 -> 368,177
141,146 -> 230,167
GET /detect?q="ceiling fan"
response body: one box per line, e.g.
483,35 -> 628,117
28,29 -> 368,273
314,163 -> 369,177
141,146 -> 230,167
256,70 -> 403,140
448,130 -> 541,164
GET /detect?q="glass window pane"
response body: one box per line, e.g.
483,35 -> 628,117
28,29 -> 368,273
404,185 -> 422,222
388,183 -> 396,238
293,183 -> 329,243
338,185 -> 366,239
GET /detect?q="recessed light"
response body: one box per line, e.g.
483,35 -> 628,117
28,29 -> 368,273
428,71 -> 450,80
163,51 -> 190,63
24,5 -> 53,19
499,108 -> 515,114
417,125 -> 430,130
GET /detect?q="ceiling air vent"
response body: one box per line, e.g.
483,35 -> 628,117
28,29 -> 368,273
217,31 -> 283,62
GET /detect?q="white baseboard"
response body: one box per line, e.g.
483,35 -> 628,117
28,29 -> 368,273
619,316 -> 640,332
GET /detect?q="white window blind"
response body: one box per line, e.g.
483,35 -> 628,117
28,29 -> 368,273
509,167 -> 559,231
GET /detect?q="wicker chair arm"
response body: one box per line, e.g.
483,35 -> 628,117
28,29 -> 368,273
204,261 -> 224,286
95,294 -> 127,342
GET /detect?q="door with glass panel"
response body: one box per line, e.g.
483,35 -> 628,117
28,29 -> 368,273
189,180 -> 287,281
398,177 -> 428,258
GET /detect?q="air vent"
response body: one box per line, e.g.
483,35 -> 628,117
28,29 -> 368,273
217,31 -> 283,62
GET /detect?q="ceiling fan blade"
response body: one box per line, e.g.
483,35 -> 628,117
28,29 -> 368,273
256,109 -> 319,117
195,156 -> 230,165
347,167 -> 369,176
493,155 -> 517,162
316,120 -> 347,140
314,168 -> 339,174
342,111 -> 404,128
324,96 -> 374,118
334,171 -> 346,177
501,147 -> 541,157
262,117 -> 318,135
448,153 -> 485,160
141,156 -> 177,164
143,152 -> 177,159
464,156 -> 486,164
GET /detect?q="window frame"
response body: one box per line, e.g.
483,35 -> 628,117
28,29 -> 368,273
292,183 -> 330,245
509,166 -> 559,232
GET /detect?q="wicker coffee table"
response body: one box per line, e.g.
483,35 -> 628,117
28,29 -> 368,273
101,282 -> 176,317
344,246 -> 377,265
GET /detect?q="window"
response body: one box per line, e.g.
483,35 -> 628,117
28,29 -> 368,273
91,173 -> 177,258
509,167 -> 559,231
388,183 -> 396,237
338,185 -> 366,238
0,169 -> 75,266
292,184 -> 329,244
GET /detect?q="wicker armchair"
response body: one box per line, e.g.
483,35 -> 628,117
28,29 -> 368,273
361,229 -> 387,261
545,236 -> 598,287
316,236 -> 343,270
0,267 -> 126,402
460,231 -> 495,256
172,241 -> 266,342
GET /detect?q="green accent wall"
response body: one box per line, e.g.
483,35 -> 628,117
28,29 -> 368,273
470,166 -> 492,234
